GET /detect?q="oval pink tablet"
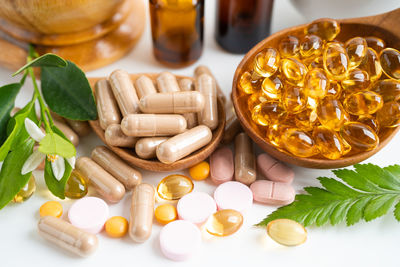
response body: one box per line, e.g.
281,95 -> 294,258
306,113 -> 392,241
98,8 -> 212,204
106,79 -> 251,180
250,180 -> 295,205
213,181 -> 253,213
68,197 -> 109,234
210,146 -> 234,185
160,220 -> 201,261
177,192 -> 216,225
257,153 -> 294,184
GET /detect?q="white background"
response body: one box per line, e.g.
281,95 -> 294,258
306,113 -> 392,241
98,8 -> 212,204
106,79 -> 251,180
1,1 -> 400,266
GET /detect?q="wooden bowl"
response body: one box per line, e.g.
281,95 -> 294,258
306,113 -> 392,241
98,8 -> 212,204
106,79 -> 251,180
88,74 -> 226,172
232,10 -> 400,169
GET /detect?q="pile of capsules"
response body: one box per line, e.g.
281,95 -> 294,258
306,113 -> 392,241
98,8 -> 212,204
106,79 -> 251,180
239,18 -> 400,159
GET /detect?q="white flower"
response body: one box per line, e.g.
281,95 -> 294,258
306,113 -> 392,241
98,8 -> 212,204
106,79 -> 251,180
21,118 -> 75,180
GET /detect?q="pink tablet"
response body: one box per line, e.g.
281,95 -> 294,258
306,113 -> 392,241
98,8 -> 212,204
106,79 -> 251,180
159,220 -> 201,261
213,181 -> 253,213
68,197 -> 109,234
177,192 -> 216,225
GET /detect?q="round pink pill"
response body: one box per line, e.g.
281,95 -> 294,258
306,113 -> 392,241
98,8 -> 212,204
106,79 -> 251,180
160,220 -> 201,261
68,197 -> 109,234
213,181 -> 253,213
177,192 -> 216,225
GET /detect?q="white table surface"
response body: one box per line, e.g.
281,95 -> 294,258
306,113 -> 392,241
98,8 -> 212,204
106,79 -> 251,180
1,1 -> 399,266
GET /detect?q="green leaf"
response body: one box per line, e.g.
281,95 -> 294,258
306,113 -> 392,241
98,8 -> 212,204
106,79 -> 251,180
333,168 -> 385,193
394,202 -> 400,222
38,131 -> 76,158
330,200 -> 352,225
0,138 -> 35,209
353,164 -> 400,191
13,53 -> 67,76
363,194 -> 398,221
0,83 -> 22,145
346,197 -> 370,226
44,158 -> 72,199
41,60 -> 97,120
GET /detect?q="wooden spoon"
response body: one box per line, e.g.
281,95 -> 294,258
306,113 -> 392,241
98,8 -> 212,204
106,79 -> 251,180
232,8 -> 400,169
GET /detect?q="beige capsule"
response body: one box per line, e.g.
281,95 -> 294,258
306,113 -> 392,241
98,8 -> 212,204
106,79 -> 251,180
134,75 -> 157,99
156,72 -> 180,93
129,183 -> 155,243
222,101 -> 241,144
95,79 -> 121,130
53,119 -> 79,147
91,146 -> 142,190
267,219 -> 307,247
135,137 -> 168,159
196,73 -> 219,130
121,114 -> 187,137
76,157 -> 125,203
194,65 -> 226,104
234,133 -> 256,185
65,119 -> 91,136
109,69 -> 140,116
178,78 -> 194,91
105,124 -> 138,147
157,125 -> 212,164
179,78 -> 198,129
38,216 -> 98,257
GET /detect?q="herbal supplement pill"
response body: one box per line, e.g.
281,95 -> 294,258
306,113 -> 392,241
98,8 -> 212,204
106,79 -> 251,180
91,146 -> 142,190
294,108 -> 319,132
256,101 -> 287,125
156,72 -> 180,93
304,68 -> 329,99
39,201 -> 63,218
157,174 -> 194,201
178,78 -> 194,92
179,78 -> 198,129
129,183 -> 155,243
359,47 -> 382,82
189,161 -> 210,181
358,115 -> 380,133
323,42 -> 349,80
155,204 -> 177,225
210,146 -> 234,185
380,48 -> 400,80
222,114 -> 242,144
306,18 -> 340,41
239,71 -> 258,94
282,84 -> 307,114
253,48 -> 280,77
157,125 -> 212,164
343,91 -> 383,115
308,56 -> 324,70
53,119 -> 79,147
121,114 -> 187,137
341,68 -> 370,91
205,209 -> 243,237
177,192 -> 216,225
250,180 -> 295,205
109,69 -> 140,116
235,133 -> 256,185
376,101 -> 400,127
65,170 -> 88,199
139,91 -> 205,114
105,124 -> 138,147
267,219 -> 307,246
65,119 -> 91,137
135,137 -> 168,159
340,122 -> 379,151
300,34 -> 323,59
266,124 -> 291,148
13,174 -> 35,203
278,35 -> 300,58
38,216 -> 98,257
313,126 -> 351,159
345,37 -> 367,69
95,79 -> 121,130
68,197 -> 109,234
214,181 -> 253,213
194,65 -> 227,104
134,75 -> 157,99
257,153 -> 294,184
76,157 -> 125,203
316,96 -> 349,131
261,75 -> 283,99
105,216 -> 128,238
365,36 -> 386,53
282,128 -> 317,158
326,80 -> 342,98
196,73 -> 219,130
370,79 -> 400,102
280,58 -> 307,85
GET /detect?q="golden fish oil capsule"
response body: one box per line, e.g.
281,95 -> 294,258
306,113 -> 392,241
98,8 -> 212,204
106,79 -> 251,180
235,132 -> 256,185
13,175 -> 35,203
323,42 -> 349,80
266,124 -> 291,148
345,37 -> 368,69
251,103 -> 268,126
359,48 -> 382,82
326,80 -> 341,98
316,96 -> 349,131
294,109 -> 319,132
134,75 -> 157,99
95,79 -> 121,130
308,56 -> 323,70
376,101 -> 400,127
261,75 -> 283,99
267,219 -> 307,247
365,36 -> 386,53
313,126 -> 350,159
179,78 -> 198,129
380,48 -> 400,80
157,174 -> 194,201
278,35 -> 300,58
282,84 -> 308,114
280,58 -> 308,85
109,69 -> 140,116
340,122 -> 379,151
105,124 -> 138,147
238,71 -> 258,94
247,92 -> 268,110
370,79 -> 400,102
196,73 -> 219,130
135,137 -> 168,159
156,72 -> 180,93
358,115 -> 379,132
253,48 -> 280,77
306,18 -> 340,41
257,101 -> 287,125
299,34 -> 323,59
65,170 -> 88,199
343,91 -> 383,115
304,68 -> 330,99
205,209 -> 243,237
341,68 -> 370,91
282,128 -> 317,158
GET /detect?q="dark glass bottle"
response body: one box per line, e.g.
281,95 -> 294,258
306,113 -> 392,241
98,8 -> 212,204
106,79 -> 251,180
215,0 -> 275,54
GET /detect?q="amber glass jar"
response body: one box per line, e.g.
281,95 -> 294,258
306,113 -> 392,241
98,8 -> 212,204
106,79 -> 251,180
215,0 -> 275,54
149,0 -> 204,68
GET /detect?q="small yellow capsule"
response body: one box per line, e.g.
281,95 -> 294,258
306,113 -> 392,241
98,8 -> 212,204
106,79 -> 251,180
341,68 -> 370,92
266,124 -> 291,148
157,174 -> 194,201
370,79 -> 400,102
253,48 -> 280,77
281,58 -> 308,85
154,204 -> 178,225
282,84 -> 308,114
13,175 -> 36,203
345,37 -> 368,69
267,219 -> 307,247
306,18 -> 340,41
365,36 -> 386,54
247,92 -> 268,110
304,68 -> 330,99
316,96 -> 349,131
380,48 -> 400,80
105,216 -> 129,238
326,81 -> 342,98
282,128 -> 318,158
376,101 -> 400,127
239,71 -> 259,94
340,122 -> 379,151
39,201 -> 63,218
258,101 -> 287,125
300,34 -> 323,59
261,75 -> 283,99
252,103 -> 268,126
323,42 -> 349,80
65,170 -> 88,199
313,126 -> 351,159
358,48 -> 382,82
343,91 -> 383,115
189,161 -> 210,181
308,56 -> 324,70
294,109 -> 319,132
358,115 -> 380,133
278,35 -> 300,58
205,209 -> 243,237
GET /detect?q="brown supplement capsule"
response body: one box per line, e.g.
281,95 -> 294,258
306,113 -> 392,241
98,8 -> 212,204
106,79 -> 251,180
196,73 -> 219,130
135,137 -> 168,159
65,119 -> 91,136
53,119 -> 79,147
121,114 -> 187,137
179,78 -> 198,129
105,124 -> 138,147
91,146 -> 142,190
139,91 -> 205,114
156,72 -> 180,93
129,183 -> 155,243
234,133 -> 256,185
134,75 -> 157,99
222,101 -> 241,144
38,216 -> 98,257
109,69 -> 140,116
76,157 -> 125,203
95,79 -> 121,130
157,125 -> 212,164
194,65 -> 226,104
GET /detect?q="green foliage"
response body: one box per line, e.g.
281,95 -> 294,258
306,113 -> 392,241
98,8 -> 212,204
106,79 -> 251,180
39,132 -> 76,159
0,83 -> 22,145
13,53 -> 67,76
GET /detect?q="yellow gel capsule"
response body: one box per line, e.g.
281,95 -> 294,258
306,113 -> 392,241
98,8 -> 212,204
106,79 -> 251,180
340,122 -> 379,151
365,36 -> 386,54
308,56 -> 324,70
282,84 -> 308,114
323,42 -> 349,80
247,92 -> 268,110
345,37 -> 368,69
341,68 -> 370,92
306,18 -> 340,41
239,71 -> 259,94
266,124 -> 291,148
376,101 -> 400,127
189,161 -> 210,181
300,34 -> 323,59
380,48 -> 400,80
258,101 -> 287,125
281,58 -> 308,85
261,75 -> 283,99
157,174 -> 194,201
105,216 -> 128,238
278,35 -> 300,58
282,128 -> 317,158
13,175 -> 36,203
65,170 -> 88,199
359,48 -> 382,82
39,201 -> 63,218
370,79 -> 400,102
154,204 -> 177,225
206,209 -> 243,237
316,96 -> 349,131
267,219 -> 307,247
253,48 -> 280,77
343,91 -> 383,115
358,115 -> 380,133
304,68 -> 330,99
313,126 -> 350,159
326,81 -> 341,98
294,109 -> 319,132
252,103 -> 268,126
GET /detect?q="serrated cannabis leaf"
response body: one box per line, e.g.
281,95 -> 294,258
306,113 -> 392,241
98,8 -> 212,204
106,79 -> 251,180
13,53 -> 67,76
257,164 -> 400,228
